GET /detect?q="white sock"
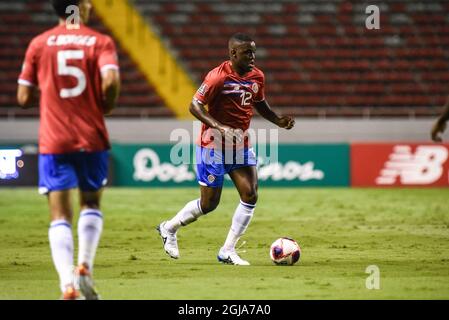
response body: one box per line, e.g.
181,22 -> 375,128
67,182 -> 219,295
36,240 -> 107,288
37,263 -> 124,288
165,199 -> 203,233
77,209 -> 103,272
48,219 -> 74,292
223,200 -> 255,251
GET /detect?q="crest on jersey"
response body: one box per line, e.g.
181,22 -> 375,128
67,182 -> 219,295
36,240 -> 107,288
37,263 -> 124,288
207,174 -> 216,183
252,82 -> 259,93
197,83 -> 208,96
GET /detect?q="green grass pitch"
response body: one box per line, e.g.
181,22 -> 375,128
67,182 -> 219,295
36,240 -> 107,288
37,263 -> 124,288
0,187 -> 448,300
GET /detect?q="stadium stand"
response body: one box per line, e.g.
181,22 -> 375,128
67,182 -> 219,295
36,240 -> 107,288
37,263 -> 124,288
0,0 -> 171,118
134,0 -> 448,117
0,0 -> 447,118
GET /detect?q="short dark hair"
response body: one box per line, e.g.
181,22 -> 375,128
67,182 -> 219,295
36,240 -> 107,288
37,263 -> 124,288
229,33 -> 254,43
51,0 -> 81,18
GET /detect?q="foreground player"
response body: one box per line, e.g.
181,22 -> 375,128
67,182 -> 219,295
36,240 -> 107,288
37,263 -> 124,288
157,33 -> 295,265
431,96 -> 449,142
17,0 -> 120,299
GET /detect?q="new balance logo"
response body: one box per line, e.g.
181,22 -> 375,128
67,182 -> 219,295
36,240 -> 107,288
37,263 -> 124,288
376,145 -> 448,185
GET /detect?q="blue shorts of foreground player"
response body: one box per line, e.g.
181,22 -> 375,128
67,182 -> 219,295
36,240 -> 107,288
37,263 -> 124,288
196,146 -> 257,188
38,150 -> 109,195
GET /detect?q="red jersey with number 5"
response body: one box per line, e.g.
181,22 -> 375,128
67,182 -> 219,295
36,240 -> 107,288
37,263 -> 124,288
193,60 -> 265,148
18,24 -> 119,154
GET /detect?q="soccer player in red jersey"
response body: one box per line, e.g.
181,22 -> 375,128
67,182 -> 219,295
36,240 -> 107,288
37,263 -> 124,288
431,97 -> 449,142
157,33 -> 295,265
17,0 -> 120,299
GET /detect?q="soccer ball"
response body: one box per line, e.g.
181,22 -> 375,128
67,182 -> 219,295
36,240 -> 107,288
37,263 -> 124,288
270,237 -> 301,265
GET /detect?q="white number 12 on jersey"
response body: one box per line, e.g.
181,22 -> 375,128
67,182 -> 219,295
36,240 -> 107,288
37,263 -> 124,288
240,91 -> 252,106
57,50 -> 86,98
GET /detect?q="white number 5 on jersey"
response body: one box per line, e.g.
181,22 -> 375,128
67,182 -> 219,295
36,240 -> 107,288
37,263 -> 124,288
57,50 -> 86,98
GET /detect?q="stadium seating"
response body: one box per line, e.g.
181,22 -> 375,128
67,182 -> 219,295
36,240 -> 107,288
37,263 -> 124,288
1,0 -> 448,118
133,0 -> 448,117
0,0 -> 171,118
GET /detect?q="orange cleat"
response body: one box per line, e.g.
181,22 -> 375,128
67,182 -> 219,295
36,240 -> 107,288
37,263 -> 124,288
61,284 -> 81,300
75,263 -> 100,300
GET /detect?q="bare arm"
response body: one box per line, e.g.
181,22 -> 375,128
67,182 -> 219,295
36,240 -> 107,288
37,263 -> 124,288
254,100 -> 295,129
101,69 -> 120,115
438,96 -> 449,122
17,84 -> 38,109
190,99 -> 231,133
431,95 -> 449,142
189,99 -> 240,141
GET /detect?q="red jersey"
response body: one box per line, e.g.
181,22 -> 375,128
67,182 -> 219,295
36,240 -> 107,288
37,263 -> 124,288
18,24 -> 119,154
194,60 -> 265,148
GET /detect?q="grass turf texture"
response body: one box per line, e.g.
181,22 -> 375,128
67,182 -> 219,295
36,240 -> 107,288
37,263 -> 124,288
0,187 -> 448,300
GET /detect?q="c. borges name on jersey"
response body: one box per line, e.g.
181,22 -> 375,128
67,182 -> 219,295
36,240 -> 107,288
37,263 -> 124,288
47,35 -> 97,46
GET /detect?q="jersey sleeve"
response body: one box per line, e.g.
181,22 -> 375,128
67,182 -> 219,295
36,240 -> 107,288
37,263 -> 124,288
18,38 -> 39,87
193,70 -> 222,105
253,71 -> 265,102
98,36 -> 119,73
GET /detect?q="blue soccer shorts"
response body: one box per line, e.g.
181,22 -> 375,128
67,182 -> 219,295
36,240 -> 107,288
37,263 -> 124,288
38,150 -> 109,195
196,146 -> 257,188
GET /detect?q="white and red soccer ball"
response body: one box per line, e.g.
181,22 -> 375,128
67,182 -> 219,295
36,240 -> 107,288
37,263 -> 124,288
270,237 -> 301,265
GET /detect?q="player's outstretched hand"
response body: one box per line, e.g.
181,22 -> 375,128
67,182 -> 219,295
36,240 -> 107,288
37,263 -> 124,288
431,119 -> 446,142
277,116 -> 295,130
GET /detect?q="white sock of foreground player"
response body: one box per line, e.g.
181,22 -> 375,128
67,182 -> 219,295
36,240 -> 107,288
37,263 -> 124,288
164,199 -> 203,233
223,200 -> 255,251
77,209 -> 103,272
48,219 -> 74,292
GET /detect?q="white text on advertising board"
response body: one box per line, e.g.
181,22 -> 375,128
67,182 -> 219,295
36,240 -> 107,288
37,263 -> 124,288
133,148 -> 325,183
